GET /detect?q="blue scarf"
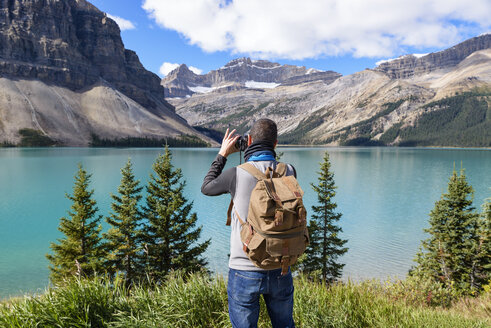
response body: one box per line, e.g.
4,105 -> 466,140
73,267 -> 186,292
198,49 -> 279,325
246,150 -> 276,162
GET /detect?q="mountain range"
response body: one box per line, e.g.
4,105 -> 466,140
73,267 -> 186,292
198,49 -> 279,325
167,34 -> 491,147
161,57 -> 341,98
1,0 -> 489,147
0,0 -> 215,146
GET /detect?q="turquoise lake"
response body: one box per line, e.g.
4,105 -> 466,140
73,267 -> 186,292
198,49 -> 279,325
0,147 -> 490,299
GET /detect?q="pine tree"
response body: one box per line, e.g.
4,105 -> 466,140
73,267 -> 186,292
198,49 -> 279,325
300,152 -> 348,283
141,146 -> 210,281
46,164 -> 105,282
474,193 -> 491,287
104,159 -> 144,285
411,167 -> 487,293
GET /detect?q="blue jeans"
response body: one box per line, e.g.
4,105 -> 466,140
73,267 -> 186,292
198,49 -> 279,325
227,268 -> 295,328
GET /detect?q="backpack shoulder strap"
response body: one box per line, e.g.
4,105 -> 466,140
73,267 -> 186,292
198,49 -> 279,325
226,198 -> 233,226
226,198 -> 245,226
275,162 -> 288,177
227,163 -> 264,226
238,163 -> 267,180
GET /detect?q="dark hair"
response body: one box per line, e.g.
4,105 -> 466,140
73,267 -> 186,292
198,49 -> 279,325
249,118 -> 277,143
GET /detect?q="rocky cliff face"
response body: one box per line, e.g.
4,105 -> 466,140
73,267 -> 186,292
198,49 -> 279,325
161,57 -> 341,98
0,0 -> 215,146
0,0 -> 167,110
375,34 -> 491,79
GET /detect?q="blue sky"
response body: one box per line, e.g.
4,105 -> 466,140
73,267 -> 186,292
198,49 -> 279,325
90,0 -> 490,77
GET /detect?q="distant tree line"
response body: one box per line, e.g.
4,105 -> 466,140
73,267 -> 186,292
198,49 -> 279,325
90,133 -> 210,148
278,114 -> 326,144
46,146 -> 210,285
0,130 -> 210,148
0,128 -> 57,147
192,126 -> 224,143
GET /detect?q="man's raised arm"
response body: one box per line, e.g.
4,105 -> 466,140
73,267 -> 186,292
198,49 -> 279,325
201,128 -> 240,197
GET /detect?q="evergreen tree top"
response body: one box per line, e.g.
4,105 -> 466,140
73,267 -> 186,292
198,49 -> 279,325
141,146 -> 209,281
47,163 -> 105,282
301,151 -> 347,283
412,165 -> 488,294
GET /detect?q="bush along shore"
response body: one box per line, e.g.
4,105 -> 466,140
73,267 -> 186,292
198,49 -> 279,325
0,272 -> 490,328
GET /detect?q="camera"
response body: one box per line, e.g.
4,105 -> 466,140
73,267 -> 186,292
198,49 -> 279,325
235,134 -> 248,151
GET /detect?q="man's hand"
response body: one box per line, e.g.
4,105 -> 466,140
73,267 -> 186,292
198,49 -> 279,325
219,128 -> 240,158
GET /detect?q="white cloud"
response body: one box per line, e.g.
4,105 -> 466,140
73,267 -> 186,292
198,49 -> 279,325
375,57 -> 400,66
159,62 -> 180,76
188,66 -> 203,75
107,14 -> 136,31
159,62 -> 203,76
142,0 -> 491,59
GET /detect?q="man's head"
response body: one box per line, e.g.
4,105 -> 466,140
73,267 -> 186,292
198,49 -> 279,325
248,118 -> 277,146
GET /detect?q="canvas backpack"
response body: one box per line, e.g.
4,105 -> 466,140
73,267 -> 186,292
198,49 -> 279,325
226,162 -> 309,275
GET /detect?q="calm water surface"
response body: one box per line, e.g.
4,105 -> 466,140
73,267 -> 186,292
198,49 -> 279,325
1,147 -> 490,298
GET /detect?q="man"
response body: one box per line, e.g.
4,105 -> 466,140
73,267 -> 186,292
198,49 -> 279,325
201,118 -> 296,328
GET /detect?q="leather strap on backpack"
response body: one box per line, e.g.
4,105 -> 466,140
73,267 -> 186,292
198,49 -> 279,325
226,198 -> 234,226
275,162 -> 288,177
238,163 -> 269,179
227,164 -> 268,226
281,239 -> 290,275
226,198 -> 246,226
226,202 -> 251,253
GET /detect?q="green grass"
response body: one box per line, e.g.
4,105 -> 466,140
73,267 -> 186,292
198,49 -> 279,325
1,273 -> 489,328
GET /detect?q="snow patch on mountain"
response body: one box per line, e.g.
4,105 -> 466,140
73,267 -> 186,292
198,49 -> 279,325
220,63 -> 281,70
306,68 -> 322,74
245,81 -> 280,89
188,86 -> 217,93
376,53 -> 429,66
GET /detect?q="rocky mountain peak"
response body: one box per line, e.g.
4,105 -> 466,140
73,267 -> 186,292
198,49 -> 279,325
166,64 -> 197,79
251,59 -> 282,69
161,57 -> 341,98
223,57 -> 253,68
74,0 -> 100,12
220,57 -> 281,70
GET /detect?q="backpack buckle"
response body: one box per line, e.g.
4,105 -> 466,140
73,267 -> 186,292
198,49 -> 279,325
274,208 -> 284,226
